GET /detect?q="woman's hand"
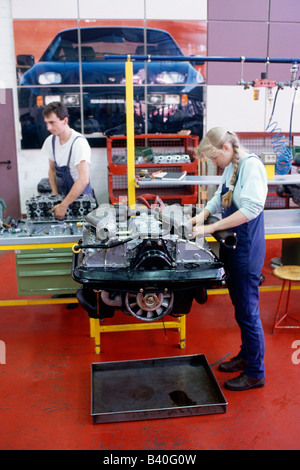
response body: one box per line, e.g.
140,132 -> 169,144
193,209 -> 250,238
191,208 -> 210,226
191,208 -> 210,237
193,222 -> 217,238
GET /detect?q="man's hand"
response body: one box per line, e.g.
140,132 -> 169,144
48,160 -> 90,220
50,202 -> 68,220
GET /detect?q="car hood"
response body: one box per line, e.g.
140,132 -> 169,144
20,60 -> 202,86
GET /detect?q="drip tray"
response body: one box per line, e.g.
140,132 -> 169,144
91,354 -> 227,423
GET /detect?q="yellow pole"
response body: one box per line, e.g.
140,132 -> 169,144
125,55 -> 135,207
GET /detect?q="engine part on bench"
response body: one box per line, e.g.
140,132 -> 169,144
294,154 -> 300,167
85,204 -> 118,240
276,184 -> 300,207
111,153 -> 191,165
157,204 -> 193,239
37,178 -> 52,193
26,194 -> 97,221
205,215 -> 237,249
152,153 -> 191,164
72,202 -> 226,322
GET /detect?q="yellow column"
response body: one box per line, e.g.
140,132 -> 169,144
125,55 -> 136,207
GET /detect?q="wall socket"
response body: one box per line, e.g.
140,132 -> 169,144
260,153 -> 277,164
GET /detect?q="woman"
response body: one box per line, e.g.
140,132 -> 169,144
192,128 -> 268,391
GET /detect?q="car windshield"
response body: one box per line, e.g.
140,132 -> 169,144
40,27 -> 183,62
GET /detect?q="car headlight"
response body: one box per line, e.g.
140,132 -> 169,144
38,72 -> 62,85
196,70 -> 204,83
44,95 -> 61,105
63,94 -> 80,106
148,94 -> 163,105
156,71 -> 186,84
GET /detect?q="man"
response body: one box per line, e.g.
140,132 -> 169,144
41,101 -> 93,220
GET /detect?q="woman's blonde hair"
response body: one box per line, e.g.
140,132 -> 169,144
196,127 -> 241,208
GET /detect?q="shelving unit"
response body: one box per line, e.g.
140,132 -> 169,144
106,134 -> 200,205
236,132 -> 300,209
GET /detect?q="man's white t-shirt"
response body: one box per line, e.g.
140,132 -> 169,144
42,129 -> 91,182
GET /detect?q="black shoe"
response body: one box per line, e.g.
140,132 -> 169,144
224,373 -> 265,391
219,356 -> 246,372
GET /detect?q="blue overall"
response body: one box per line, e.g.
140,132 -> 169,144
219,157 -> 265,379
52,135 -> 93,196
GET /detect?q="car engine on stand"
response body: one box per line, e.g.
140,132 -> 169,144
72,201 -> 237,322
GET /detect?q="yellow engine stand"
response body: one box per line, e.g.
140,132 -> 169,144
89,315 -> 186,354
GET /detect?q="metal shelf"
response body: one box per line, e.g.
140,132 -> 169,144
136,174 -> 300,187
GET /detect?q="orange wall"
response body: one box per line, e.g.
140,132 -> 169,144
13,19 -> 207,70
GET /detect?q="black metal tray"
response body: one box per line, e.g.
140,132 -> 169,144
91,354 -> 227,423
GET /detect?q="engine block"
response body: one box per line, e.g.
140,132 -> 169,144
72,202 -> 227,322
26,194 -> 97,221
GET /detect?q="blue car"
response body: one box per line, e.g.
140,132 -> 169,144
17,26 -> 204,148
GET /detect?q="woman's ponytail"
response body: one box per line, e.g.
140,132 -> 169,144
222,146 -> 239,208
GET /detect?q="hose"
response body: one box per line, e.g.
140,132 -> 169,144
205,216 -> 237,249
72,235 -> 138,252
289,85 -> 298,148
265,86 -> 293,175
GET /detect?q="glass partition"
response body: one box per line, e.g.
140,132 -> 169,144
14,19 -> 206,148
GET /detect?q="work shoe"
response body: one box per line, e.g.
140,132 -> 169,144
224,373 -> 265,391
218,356 -> 246,372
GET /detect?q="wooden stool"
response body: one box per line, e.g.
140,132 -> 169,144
272,265 -> 300,333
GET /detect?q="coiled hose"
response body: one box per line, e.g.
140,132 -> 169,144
266,86 -> 294,175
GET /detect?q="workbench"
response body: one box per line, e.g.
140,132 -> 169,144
136,173 -> 300,188
2,209 -> 299,249
0,220 -> 81,248
264,208 -> 300,238
0,220 -> 81,305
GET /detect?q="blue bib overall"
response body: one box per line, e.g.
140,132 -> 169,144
52,135 -> 93,196
219,156 -> 265,379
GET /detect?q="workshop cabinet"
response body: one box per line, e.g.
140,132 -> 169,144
106,134 -> 199,205
15,247 -> 78,296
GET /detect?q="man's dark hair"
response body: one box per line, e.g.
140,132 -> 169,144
42,101 -> 69,120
